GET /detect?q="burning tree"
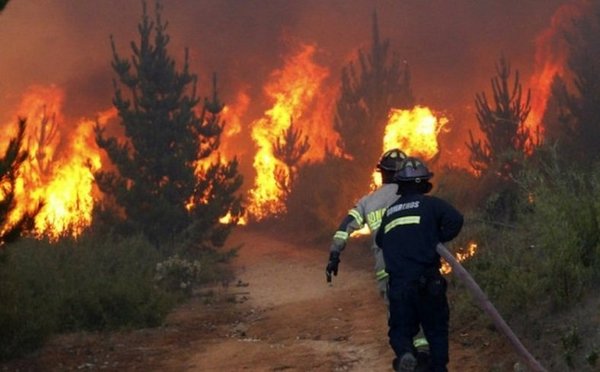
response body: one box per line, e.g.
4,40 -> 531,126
467,56 -> 533,178
334,11 -> 414,177
273,118 -> 310,199
95,1 -> 243,251
286,11 -> 414,235
0,119 -> 38,245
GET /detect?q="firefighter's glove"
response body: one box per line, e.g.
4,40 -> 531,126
326,251 -> 341,283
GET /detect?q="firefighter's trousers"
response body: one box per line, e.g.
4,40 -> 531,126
388,274 -> 449,372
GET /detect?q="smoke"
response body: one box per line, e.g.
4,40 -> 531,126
0,0 -> 572,168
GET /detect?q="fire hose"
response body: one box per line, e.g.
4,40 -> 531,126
436,243 -> 547,372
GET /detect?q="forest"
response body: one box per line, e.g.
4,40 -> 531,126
1,1 -> 599,370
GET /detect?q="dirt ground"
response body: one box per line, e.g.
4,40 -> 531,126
1,227 -> 519,371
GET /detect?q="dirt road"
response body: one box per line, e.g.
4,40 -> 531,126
160,227 -> 506,371
178,227 -> 394,371
3,227 -> 510,371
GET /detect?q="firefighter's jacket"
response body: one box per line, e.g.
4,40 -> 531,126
330,183 -> 399,282
375,192 -> 463,281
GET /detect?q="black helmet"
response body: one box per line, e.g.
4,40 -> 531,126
394,157 -> 433,183
376,149 -> 408,172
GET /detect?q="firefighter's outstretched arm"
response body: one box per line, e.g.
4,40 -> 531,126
326,210 -> 365,283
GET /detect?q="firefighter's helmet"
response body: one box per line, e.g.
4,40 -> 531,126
394,157 -> 433,183
376,149 -> 408,172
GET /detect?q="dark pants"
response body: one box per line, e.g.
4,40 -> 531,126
388,274 -> 449,372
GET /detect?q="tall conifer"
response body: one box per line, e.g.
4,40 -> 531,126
467,56 -> 532,178
95,1 -> 242,251
334,11 -> 413,178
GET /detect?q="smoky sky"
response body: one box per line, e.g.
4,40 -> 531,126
0,0 -> 571,160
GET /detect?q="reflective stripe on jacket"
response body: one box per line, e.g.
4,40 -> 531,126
330,183 -> 400,279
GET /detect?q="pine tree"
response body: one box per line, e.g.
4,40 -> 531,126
467,56 -> 532,178
334,11 -> 414,177
465,56 -> 536,223
0,119 -> 38,245
94,1 -> 243,252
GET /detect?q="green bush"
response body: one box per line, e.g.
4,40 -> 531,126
57,234 -> 175,330
526,164 -> 600,308
0,233 -> 176,361
451,226 -> 545,319
0,246 -> 60,360
450,155 -> 600,314
155,255 -> 201,295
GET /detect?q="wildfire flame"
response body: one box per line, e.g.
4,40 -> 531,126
246,44 -> 334,220
441,241 -> 478,274
372,105 -> 448,187
2,85 -> 114,240
384,106 -> 448,160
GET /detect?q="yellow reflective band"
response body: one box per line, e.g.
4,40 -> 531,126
369,220 -> 381,231
384,216 -> 421,234
334,231 -> 349,241
413,337 -> 429,348
375,269 -> 389,280
366,208 -> 385,231
349,209 -> 364,226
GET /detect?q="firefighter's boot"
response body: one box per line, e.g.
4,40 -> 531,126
392,352 -> 417,372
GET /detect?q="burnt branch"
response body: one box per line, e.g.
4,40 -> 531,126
27,105 -> 59,177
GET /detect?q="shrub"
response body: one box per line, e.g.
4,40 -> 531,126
154,255 -> 204,296
0,233 -> 176,360
0,244 -> 60,360
450,154 -> 600,316
56,234 -> 175,330
526,163 -> 600,308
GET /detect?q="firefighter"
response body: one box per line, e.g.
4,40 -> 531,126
325,148 -> 407,302
325,149 -> 430,361
375,157 -> 463,372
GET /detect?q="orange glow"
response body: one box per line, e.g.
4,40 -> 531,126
526,3 -> 585,137
350,225 -> 370,237
527,61 -> 564,137
2,85 -> 115,239
219,90 -> 250,159
441,241 -> 478,274
247,43 -> 335,220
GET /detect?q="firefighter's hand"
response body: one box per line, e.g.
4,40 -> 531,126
326,251 -> 340,283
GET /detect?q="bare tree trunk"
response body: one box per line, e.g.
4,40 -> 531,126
436,243 -> 547,372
